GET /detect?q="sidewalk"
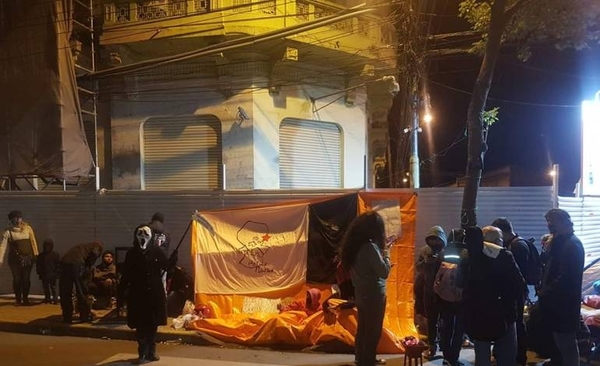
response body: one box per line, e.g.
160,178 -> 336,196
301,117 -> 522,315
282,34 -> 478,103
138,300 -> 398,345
0,295 -> 220,347
0,295 -> 569,366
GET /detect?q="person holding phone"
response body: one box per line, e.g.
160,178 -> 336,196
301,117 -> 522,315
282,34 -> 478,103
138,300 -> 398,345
340,211 -> 391,366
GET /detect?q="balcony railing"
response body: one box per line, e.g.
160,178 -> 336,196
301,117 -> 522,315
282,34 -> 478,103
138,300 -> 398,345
102,0 -> 394,45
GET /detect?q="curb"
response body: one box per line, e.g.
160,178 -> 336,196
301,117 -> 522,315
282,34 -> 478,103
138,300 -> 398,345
0,319 -> 219,347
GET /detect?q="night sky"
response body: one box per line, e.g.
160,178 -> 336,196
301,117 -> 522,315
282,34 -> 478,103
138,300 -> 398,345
414,2 -> 600,195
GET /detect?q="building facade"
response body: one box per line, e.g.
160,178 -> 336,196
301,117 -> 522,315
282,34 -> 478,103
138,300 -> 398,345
96,0 -> 398,190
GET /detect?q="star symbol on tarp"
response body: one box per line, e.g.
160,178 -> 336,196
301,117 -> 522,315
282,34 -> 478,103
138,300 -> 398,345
236,220 -> 272,271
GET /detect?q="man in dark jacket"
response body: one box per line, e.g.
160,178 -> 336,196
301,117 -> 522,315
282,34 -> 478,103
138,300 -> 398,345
59,242 -> 103,323
119,224 -> 168,364
415,225 -> 446,359
458,226 -> 526,366
538,209 -> 584,366
491,217 -> 529,366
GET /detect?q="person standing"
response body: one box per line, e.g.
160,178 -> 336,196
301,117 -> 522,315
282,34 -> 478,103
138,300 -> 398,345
340,211 -> 391,366
415,225 -> 446,359
59,242 -> 104,323
1,210 -> 39,306
148,212 -> 172,294
538,209 -> 584,366
436,228 -> 467,366
459,226 -> 526,366
119,224 -> 168,364
36,239 -> 61,304
491,217 -> 530,366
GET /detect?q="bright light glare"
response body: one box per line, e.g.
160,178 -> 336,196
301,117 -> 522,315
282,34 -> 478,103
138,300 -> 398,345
423,113 -> 433,123
402,178 -> 408,183
548,170 -> 556,177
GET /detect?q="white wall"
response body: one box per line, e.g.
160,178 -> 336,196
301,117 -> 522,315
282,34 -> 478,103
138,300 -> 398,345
252,83 -> 367,189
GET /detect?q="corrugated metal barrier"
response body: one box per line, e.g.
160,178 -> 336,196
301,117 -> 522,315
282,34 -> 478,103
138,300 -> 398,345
0,187 -> 558,295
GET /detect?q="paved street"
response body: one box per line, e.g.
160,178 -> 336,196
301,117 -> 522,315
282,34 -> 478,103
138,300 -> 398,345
0,331 -> 469,366
0,297 -> 577,366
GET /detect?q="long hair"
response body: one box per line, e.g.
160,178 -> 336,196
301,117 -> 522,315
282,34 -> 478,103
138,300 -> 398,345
340,211 -> 386,269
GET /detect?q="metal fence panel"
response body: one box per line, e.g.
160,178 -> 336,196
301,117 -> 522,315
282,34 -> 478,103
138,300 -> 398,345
0,187 -> 556,295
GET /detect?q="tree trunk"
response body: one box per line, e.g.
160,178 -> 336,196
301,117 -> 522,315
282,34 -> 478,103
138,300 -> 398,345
461,0 -> 508,229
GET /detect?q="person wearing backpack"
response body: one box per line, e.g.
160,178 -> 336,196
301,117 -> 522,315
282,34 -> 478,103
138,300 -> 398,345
415,225 -> 446,359
458,226 -> 527,366
491,217 -> 534,366
434,228 -> 467,366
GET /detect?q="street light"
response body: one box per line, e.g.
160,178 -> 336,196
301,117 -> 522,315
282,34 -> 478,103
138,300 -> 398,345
423,113 -> 433,124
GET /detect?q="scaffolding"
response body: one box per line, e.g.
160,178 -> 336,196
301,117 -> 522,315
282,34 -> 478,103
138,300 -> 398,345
0,0 -> 98,191
73,0 -> 99,191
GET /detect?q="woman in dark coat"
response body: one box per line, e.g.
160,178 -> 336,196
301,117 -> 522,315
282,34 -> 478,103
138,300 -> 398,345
119,224 -> 168,364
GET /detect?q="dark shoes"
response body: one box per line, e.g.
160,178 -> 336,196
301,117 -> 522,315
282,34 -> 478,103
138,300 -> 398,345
424,349 -> 437,360
131,355 -> 160,364
354,358 -> 386,365
442,360 -> 465,366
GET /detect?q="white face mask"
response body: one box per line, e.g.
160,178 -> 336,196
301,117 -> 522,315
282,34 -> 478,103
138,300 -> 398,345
136,226 -> 153,251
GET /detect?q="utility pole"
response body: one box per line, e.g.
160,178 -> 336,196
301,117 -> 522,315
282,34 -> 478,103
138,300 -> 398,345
409,96 -> 420,188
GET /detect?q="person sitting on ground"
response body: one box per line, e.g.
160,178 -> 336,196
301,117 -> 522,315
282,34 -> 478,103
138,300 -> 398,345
278,288 -> 323,316
88,250 -> 117,309
36,239 -> 61,304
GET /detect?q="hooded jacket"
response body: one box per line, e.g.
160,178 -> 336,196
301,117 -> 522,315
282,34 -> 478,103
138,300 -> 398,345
459,227 -> 526,340
416,226 -> 447,294
36,241 -> 60,281
119,224 -> 168,329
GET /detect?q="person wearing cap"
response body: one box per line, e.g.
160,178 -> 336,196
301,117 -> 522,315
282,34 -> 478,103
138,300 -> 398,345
1,210 -> 39,306
538,209 -> 584,366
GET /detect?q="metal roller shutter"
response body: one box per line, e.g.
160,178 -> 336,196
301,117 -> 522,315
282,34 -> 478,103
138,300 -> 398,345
142,115 -> 222,190
279,118 -> 342,188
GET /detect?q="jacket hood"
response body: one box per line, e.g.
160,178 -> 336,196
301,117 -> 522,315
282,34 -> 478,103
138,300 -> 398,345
482,241 -> 503,259
425,226 -> 447,247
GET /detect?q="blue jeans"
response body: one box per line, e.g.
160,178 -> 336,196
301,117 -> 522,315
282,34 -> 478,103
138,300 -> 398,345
355,293 -> 386,366
473,322 -> 517,366
551,331 -> 579,366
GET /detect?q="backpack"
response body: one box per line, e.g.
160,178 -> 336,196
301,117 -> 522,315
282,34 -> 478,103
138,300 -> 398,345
520,237 -> 543,286
433,261 -> 462,302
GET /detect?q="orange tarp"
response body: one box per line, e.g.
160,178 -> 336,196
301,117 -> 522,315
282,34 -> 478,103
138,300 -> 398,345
187,192 -> 418,353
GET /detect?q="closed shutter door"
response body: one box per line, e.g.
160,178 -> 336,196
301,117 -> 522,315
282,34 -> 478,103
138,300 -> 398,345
143,116 -> 222,190
279,118 -> 342,188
